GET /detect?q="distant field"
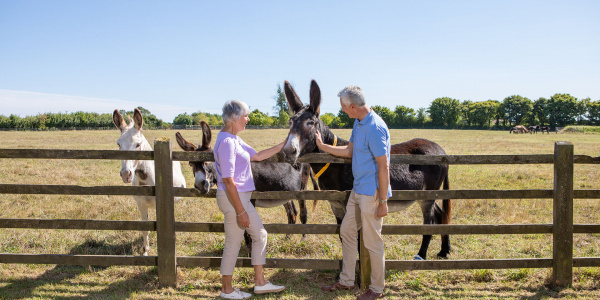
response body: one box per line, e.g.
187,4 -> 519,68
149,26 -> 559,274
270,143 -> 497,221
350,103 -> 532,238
0,129 -> 599,299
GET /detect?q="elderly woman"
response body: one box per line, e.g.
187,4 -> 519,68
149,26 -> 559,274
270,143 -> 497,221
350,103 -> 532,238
215,100 -> 286,299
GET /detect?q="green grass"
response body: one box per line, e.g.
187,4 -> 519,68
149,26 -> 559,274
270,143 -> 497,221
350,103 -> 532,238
0,129 -> 599,299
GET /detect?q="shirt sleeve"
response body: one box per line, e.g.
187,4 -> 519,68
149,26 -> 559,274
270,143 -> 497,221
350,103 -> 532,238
217,137 -> 236,178
367,125 -> 389,158
239,139 -> 257,158
349,120 -> 357,143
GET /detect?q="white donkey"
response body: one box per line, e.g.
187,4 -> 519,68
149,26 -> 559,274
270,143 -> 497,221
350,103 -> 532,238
113,108 -> 186,256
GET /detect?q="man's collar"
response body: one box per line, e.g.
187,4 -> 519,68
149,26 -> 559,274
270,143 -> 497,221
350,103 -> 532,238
357,109 -> 374,125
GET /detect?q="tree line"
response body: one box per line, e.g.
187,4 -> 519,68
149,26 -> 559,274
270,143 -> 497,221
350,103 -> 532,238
0,107 -> 167,130
2,87 -> 599,130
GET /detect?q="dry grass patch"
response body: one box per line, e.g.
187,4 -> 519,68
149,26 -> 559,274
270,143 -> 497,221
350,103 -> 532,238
0,129 -> 599,299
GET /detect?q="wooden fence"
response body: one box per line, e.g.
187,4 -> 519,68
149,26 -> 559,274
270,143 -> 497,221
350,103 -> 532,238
1,140 -> 599,289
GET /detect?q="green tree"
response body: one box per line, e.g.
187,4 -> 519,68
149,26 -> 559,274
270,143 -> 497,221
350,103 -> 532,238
428,97 -> 460,127
248,109 -> 273,126
272,83 -> 290,116
577,98 -> 590,125
173,113 -> 193,125
337,108 -> 352,128
371,105 -> 395,126
533,97 -> 551,126
548,93 -> 578,127
586,99 -> 600,125
471,100 -> 500,128
415,108 -> 428,126
501,95 -> 533,126
459,100 -> 474,127
394,105 -> 416,127
320,112 -> 336,128
276,110 -> 290,127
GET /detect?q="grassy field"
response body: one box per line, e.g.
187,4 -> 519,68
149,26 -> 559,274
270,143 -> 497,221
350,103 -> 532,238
0,128 -> 599,299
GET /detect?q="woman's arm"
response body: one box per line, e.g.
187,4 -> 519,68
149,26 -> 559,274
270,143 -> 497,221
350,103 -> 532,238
250,140 -> 286,162
222,177 -> 250,228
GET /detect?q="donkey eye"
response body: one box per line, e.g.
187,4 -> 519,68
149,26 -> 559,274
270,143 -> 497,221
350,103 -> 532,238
306,121 -> 314,128
135,143 -> 141,149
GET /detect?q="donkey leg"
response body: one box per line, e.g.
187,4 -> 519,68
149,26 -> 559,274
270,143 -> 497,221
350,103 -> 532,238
433,202 -> 451,258
298,199 -> 308,240
244,232 -> 252,253
416,200 -> 435,260
136,202 -> 150,256
283,201 -> 298,240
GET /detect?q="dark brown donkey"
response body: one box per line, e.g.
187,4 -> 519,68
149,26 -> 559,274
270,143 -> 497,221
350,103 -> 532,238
175,121 -> 312,248
281,80 -> 451,260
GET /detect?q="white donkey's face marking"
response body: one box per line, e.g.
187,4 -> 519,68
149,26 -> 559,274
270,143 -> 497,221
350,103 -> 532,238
116,125 -> 146,183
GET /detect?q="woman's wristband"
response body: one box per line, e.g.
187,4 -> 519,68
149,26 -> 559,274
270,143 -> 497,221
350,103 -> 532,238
237,210 -> 247,217
379,199 -> 388,204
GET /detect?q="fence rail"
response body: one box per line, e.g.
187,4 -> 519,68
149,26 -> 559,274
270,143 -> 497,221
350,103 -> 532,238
1,141 -> 599,288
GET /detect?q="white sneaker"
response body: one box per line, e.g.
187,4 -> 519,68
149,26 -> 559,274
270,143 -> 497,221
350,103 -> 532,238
219,288 -> 251,299
254,281 -> 285,294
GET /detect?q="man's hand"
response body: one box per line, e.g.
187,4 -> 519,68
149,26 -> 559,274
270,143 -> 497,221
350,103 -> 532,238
377,202 -> 388,218
315,130 -> 324,149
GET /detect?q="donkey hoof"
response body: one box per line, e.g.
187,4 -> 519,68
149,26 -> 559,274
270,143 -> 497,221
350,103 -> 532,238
414,255 -> 425,260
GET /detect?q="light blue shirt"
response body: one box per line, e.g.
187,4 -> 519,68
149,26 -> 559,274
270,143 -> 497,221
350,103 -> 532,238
349,110 -> 392,198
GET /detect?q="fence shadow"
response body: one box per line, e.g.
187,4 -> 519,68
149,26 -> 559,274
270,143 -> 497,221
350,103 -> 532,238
0,237 -> 157,299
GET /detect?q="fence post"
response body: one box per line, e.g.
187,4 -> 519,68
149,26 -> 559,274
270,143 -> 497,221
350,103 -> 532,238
359,228 -> 371,289
552,141 -> 573,287
154,138 -> 177,288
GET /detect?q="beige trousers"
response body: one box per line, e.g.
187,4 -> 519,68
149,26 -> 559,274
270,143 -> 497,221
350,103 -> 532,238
216,190 -> 267,276
339,189 -> 385,294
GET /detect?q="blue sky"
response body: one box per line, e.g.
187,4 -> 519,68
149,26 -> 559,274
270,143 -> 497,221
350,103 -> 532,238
1,0 -> 599,122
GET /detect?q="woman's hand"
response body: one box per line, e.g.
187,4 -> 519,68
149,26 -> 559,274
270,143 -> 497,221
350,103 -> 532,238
237,211 -> 250,228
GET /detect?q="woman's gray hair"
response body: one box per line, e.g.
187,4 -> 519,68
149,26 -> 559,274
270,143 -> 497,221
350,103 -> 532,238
222,100 -> 251,124
337,85 -> 366,107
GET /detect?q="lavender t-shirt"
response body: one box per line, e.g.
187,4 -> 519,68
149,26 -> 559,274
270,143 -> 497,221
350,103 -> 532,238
214,131 -> 257,192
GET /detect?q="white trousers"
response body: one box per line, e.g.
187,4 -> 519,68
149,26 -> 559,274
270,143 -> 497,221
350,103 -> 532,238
216,190 -> 267,276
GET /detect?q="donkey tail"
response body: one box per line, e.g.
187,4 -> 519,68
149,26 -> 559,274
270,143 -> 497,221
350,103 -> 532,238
441,173 -> 452,224
310,168 -> 320,211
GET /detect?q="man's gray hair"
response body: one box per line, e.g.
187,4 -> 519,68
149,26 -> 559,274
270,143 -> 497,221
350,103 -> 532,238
222,100 -> 251,124
337,85 -> 366,107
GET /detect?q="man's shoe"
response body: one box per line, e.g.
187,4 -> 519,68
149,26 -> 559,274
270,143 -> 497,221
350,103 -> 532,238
254,281 -> 285,294
219,288 -> 251,299
356,289 -> 383,300
321,281 -> 356,292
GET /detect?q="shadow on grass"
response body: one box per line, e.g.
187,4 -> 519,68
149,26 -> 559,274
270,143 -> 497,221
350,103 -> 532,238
0,237 -> 158,299
383,281 -> 581,299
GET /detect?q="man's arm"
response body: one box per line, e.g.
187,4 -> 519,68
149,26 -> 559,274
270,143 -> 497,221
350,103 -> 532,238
315,130 -> 353,158
375,154 -> 389,218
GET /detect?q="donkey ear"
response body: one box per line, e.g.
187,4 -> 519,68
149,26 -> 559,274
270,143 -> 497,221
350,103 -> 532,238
309,79 -> 321,117
284,80 -> 303,114
113,109 -> 127,132
200,121 -> 212,148
175,132 -> 198,152
133,108 -> 144,130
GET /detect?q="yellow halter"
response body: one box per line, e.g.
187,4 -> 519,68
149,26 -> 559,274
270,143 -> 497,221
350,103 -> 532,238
312,135 -> 337,180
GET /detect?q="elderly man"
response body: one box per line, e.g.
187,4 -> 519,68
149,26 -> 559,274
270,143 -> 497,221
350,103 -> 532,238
318,85 -> 391,300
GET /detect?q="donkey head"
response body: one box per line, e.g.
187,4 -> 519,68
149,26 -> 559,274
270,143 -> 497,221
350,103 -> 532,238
113,108 -> 149,183
175,121 -> 217,194
282,79 -> 323,165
